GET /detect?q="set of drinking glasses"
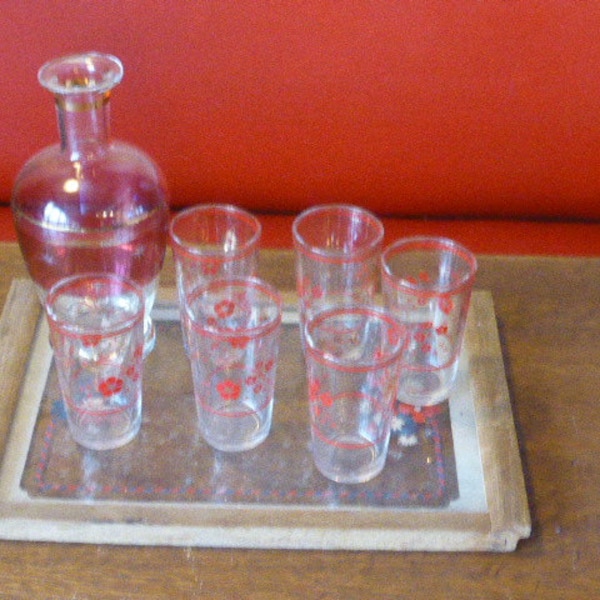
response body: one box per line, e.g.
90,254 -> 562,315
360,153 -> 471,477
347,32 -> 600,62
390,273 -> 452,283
43,204 -> 477,484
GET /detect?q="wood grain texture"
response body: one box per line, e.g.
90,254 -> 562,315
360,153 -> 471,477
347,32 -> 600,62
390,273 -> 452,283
0,280 -> 41,460
0,244 -> 598,599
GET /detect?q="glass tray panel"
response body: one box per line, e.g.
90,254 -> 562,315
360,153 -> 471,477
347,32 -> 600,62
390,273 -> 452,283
22,315 -> 460,509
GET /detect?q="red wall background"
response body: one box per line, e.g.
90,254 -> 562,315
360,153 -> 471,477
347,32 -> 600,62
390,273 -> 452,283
2,1 -> 600,219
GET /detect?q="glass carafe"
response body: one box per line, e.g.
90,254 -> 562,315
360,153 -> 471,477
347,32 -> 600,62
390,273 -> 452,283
11,52 -> 169,353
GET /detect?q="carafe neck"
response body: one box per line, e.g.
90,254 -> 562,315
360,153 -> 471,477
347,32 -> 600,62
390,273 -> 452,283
56,92 -> 112,159
38,52 -> 123,160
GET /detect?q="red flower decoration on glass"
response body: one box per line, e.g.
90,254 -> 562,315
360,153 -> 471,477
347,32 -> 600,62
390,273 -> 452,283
245,363 -> 269,393
81,334 -> 102,347
308,380 -> 322,415
414,323 -> 433,353
230,336 -> 250,349
414,330 -> 429,344
99,376 -> 124,397
126,365 -> 140,381
311,284 -> 325,300
309,379 -> 321,398
202,262 -> 221,277
439,296 -> 454,315
407,271 -> 431,286
215,299 -> 235,319
217,379 -> 242,401
320,392 -> 334,407
309,379 -> 334,408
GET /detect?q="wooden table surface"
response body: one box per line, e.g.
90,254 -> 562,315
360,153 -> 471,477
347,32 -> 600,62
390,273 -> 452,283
0,242 -> 598,599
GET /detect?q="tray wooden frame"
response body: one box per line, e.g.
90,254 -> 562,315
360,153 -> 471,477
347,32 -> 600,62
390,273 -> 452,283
0,279 -> 530,551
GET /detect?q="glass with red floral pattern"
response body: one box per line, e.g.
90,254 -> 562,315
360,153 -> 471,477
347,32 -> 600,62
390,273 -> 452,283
292,204 -> 384,341
169,204 -> 262,353
44,274 -> 145,450
381,236 -> 477,407
184,277 -> 282,452
304,305 -> 407,484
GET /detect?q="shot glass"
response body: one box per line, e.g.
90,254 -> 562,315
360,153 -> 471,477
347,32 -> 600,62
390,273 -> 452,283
304,305 -> 407,484
184,277 -> 282,452
292,204 -> 384,332
381,236 -> 477,407
169,204 -> 262,352
45,274 -> 145,450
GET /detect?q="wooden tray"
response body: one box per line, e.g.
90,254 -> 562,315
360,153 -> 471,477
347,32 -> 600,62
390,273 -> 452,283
0,279 -> 530,551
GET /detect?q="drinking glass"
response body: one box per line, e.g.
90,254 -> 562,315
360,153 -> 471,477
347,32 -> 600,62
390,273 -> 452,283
292,204 -> 384,337
184,277 -> 282,452
170,204 -> 261,352
304,305 -> 407,483
45,273 -> 145,450
381,236 -> 477,406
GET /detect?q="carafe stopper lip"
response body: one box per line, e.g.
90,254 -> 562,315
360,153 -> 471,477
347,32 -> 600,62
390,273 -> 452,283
38,51 -> 124,96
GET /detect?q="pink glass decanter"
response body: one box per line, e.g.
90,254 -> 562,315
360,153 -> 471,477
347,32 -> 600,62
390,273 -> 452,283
11,52 -> 169,353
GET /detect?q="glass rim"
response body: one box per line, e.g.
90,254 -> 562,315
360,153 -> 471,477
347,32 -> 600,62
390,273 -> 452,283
45,273 -> 144,337
292,204 -> 384,262
304,304 -> 406,372
169,204 -> 262,260
38,51 -> 124,96
381,235 -> 478,294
